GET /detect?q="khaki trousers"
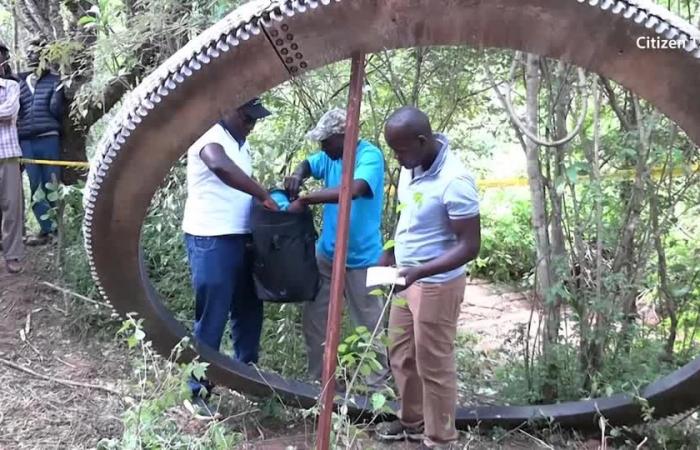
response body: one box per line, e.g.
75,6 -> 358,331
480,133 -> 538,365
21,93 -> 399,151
388,274 -> 466,446
0,158 -> 24,262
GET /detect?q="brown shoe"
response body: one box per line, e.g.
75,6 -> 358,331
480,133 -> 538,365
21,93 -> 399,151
6,259 -> 22,274
26,233 -> 51,246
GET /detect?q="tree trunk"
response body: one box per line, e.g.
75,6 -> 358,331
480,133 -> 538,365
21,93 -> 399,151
522,53 -> 558,401
579,78 -> 606,389
650,188 -> 677,359
614,97 -> 654,351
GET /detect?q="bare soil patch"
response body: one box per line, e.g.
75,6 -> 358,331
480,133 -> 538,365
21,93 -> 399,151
0,247 -> 127,450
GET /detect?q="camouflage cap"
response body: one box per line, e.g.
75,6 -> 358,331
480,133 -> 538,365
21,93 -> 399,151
306,108 -> 347,141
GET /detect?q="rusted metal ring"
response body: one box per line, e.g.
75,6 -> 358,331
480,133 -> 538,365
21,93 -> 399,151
84,0 -> 700,429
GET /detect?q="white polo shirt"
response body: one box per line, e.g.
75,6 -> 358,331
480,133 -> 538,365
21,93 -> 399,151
182,123 -> 253,236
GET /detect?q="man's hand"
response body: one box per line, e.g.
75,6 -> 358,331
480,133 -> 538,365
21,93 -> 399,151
261,194 -> 279,211
398,266 -> 424,288
284,174 -> 303,199
377,250 -> 396,267
287,198 -> 305,213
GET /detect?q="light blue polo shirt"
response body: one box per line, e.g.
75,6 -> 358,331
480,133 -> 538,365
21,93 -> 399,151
394,134 -> 480,283
307,140 -> 385,269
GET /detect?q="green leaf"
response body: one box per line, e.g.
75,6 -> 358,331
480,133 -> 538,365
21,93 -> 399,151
392,297 -> 408,308
127,335 -> 138,349
78,16 -> 96,26
369,288 -> 384,297
338,344 -> 348,354
191,362 -> 209,381
134,328 -> 146,341
565,166 -> 578,184
359,364 -> 372,377
396,203 -> 407,213
371,393 -> 386,411
47,192 -> 59,202
341,354 -> 356,366
383,240 -> 395,251
117,320 -> 132,335
40,214 -> 50,221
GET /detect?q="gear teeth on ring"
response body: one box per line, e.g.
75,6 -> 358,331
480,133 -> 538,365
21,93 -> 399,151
82,1 -> 700,425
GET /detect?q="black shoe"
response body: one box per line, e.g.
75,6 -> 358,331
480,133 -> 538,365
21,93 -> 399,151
191,395 -> 216,417
26,233 -> 51,246
375,420 -> 424,442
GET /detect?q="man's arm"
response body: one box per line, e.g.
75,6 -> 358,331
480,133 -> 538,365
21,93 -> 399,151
200,143 -> 276,209
291,147 -> 382,207
284,160 -> 312,198
378,247 -> 396,267
49,84 -> 65,121
298,179 -> 371,205
399,215 -> 481,286
0,81 -> 19,121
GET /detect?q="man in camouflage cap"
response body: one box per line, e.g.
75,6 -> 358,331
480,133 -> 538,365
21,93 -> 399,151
304,107 -> 347,143
284,107 -> 389,388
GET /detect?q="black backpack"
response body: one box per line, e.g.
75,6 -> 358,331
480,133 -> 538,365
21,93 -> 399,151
250,201 -> 320,303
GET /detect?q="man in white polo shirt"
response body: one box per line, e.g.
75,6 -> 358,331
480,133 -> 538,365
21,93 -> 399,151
182,98 -> 277,407
376,107 -> 481,449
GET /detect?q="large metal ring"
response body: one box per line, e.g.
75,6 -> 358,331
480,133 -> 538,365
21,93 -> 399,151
83,0 -> 700,428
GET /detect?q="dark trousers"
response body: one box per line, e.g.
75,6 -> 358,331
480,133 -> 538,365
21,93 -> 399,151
184,233 -> 263,396
20,135 -> 61,235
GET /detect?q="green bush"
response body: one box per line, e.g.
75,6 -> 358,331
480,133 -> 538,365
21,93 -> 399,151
471,194 -> 535,283
97,318 -> 242,450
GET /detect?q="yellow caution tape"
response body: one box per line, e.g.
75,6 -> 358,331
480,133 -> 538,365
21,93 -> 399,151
477,164 -> 700,189
20,158 -> 91,169
478,177 -> 530,188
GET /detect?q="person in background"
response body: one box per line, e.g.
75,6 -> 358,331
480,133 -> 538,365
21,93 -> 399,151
0,41 -> 25,274
375,106 -> 481,449
18,39 -> 64,246
284,107 -> 389,389
182,98 -> 277,413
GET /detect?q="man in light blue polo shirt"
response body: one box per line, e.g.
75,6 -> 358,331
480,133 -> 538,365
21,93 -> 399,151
284,108 -> 388,386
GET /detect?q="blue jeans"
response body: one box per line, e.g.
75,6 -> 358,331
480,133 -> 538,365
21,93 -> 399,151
20,136 -> 61,235
184,233 -> 263,396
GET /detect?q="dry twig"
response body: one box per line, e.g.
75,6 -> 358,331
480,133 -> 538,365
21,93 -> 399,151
40,282 -> 111,308
0,357 -> 122,396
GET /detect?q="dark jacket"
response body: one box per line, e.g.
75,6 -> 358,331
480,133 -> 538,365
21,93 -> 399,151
17,71 -> 64,139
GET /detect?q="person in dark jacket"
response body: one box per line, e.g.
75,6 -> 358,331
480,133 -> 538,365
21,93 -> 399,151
18,39 -> 64,246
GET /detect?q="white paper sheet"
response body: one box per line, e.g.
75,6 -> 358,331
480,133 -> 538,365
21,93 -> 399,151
366,266 -> 406,287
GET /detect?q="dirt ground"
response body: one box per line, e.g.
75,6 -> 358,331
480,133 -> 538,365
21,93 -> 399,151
459,279 -> 534,351
0,247 -> 127,450
0,248 -> 598,449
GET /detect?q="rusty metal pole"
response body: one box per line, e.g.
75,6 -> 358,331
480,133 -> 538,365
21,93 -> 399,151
316,52 -> 366,450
